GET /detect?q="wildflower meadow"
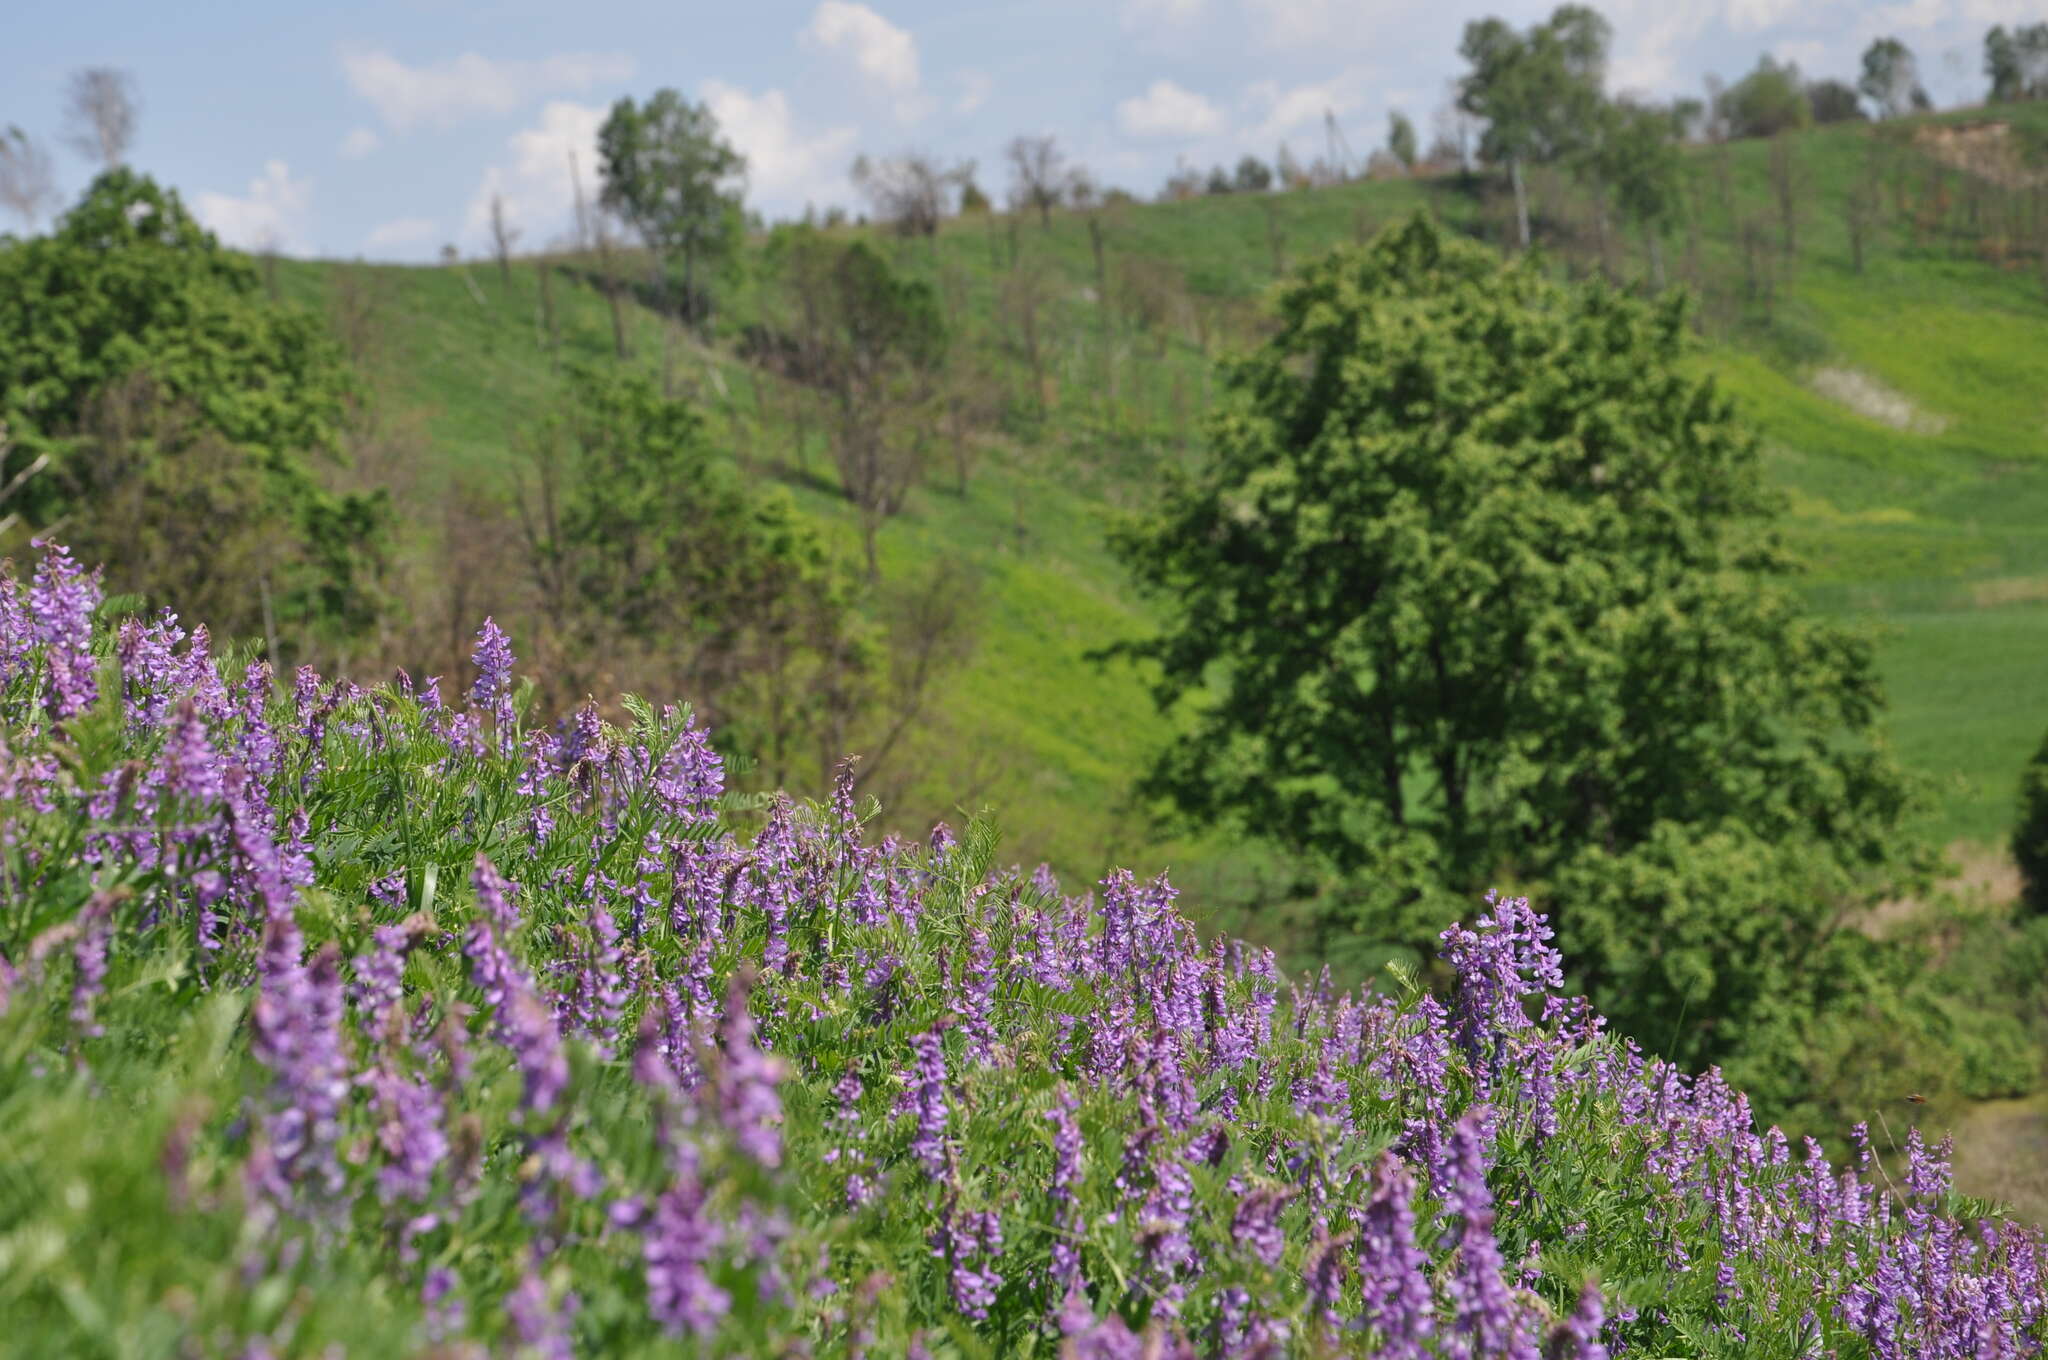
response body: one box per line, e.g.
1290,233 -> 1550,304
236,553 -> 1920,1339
0,538 -> 2040,1357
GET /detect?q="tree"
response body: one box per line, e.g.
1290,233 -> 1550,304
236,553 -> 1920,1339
1204,165 -> 1233,196
1457,5 -> 1612,248
0,128 -> 58,232
488,193 -> 521,287
766,229 -> 946,577
2016,726 -> 2048,916
1006,135 -> 1068,230
0,170 -> 388,652
1104,214 -> 1928,1077
1860,38 -> 1929,120
1984,24 -> 2048,104
1804,79 -> 1867,124
1231,155 -> 1273,193
1718,56 -> 1812,139
1590,98 -> 1685,288
851,152 -> 973,237
62,68 -> 137,170
1387,110 -> 1419,171
596,90 -> 746,330
519,363 -> 870,787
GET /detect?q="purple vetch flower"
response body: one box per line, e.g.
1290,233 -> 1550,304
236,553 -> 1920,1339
1443,1108 -> 1537,1360
28,540 -> 102,722
364,1062 -> 448,1205
823,1066 -> 877,1208
1357,1152 -> 1434,1357
0,559 -> 29,686
714,967 -> 786,1167
1046,1084 -> 1086,1300
247,931 -> 350,1221
352,921 -> 413,1025
653,713 -> 724,823
469,617 -> 517,752
905,1028 -> 952,1179
1549,1279 -> 1608,1360
505,1254 -> 578,1360
1232,1183 -> 1293,1268
959,929 -> 998,1065
933,1197 -> 1005,1322
422,1267 -> 465,1343
1438,894 -> 1563,1092
68,891 -> 114,1038
235,663 -> 280,781
644,1146 -> 731,1338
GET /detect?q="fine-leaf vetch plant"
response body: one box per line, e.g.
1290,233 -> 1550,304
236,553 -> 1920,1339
0,539 -> 2038,1357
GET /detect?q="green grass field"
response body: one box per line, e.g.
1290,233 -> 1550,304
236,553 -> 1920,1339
277,101 -> 2048,940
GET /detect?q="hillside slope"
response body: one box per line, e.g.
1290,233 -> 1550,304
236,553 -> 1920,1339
280,101 -> 2048,949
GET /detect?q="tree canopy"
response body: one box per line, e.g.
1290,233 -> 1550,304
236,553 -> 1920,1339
1456,5 -> 1611,245
596,90 -> 746,327
1859,37 -> 1929,120
1105,214 -> 1930,1080
1718,56 -> 1812,139
0,169 -> 386,649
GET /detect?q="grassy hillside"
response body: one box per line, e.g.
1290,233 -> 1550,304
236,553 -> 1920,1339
279,101 -> 2048,948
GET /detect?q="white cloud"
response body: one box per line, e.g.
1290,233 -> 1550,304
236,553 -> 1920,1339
1117,79 -> 1225,138
366,216 -> 437,251
462,99 -> 607,248
1238,0 -> 1360,48
340,47 -> 634,132
954,70 -> 993,114
1242,73 -> 1365,142
801,2 -> 931,118
194,160 -> 312,253
703,80 -> 858,210
339,126 -> 380,159
1122,0 -> 1205,29
1722,0 -> 1809,32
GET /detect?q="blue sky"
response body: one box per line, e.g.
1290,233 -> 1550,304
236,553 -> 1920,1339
3,0 -> 2028,261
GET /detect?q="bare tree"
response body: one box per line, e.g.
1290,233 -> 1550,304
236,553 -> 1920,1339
851,152 -> 973,237
0,127 -> 58,230
488,194 -> 522,287
1006,135 -> 1068,230
63,68 -> 138,170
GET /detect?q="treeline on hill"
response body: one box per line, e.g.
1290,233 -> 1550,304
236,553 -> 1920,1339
6,14 -> 2048,1135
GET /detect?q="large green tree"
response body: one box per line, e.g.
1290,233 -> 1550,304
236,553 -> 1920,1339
0,169 -> 386,651
596,90 -> 746,329
1105,215 -> 1930,1080
1456,5 -> 1611,248
1985,24 -> 2048,104
1860,37 -> 1930,120
1718,56 -> 1813,140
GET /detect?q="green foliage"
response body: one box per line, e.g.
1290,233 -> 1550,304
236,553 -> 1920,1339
1718,55 -> 1813,140
596,90 -> 746,324
1387,110 -> 1419,170
1804,79 -> 1867,125
1589,98 -> 1685,235
523,364 -> 869,785
1456,4 -> 1612,170
2015,726 -> 2048,916
1104,212 -> 1935,1087
1985,24 -> 2048,105
0,169 -> 387,650
1860,37 -> 1930,121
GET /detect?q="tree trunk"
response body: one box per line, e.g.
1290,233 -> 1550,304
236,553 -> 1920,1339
1510,158 -> 1530,250
1646,228 -> 1665,292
